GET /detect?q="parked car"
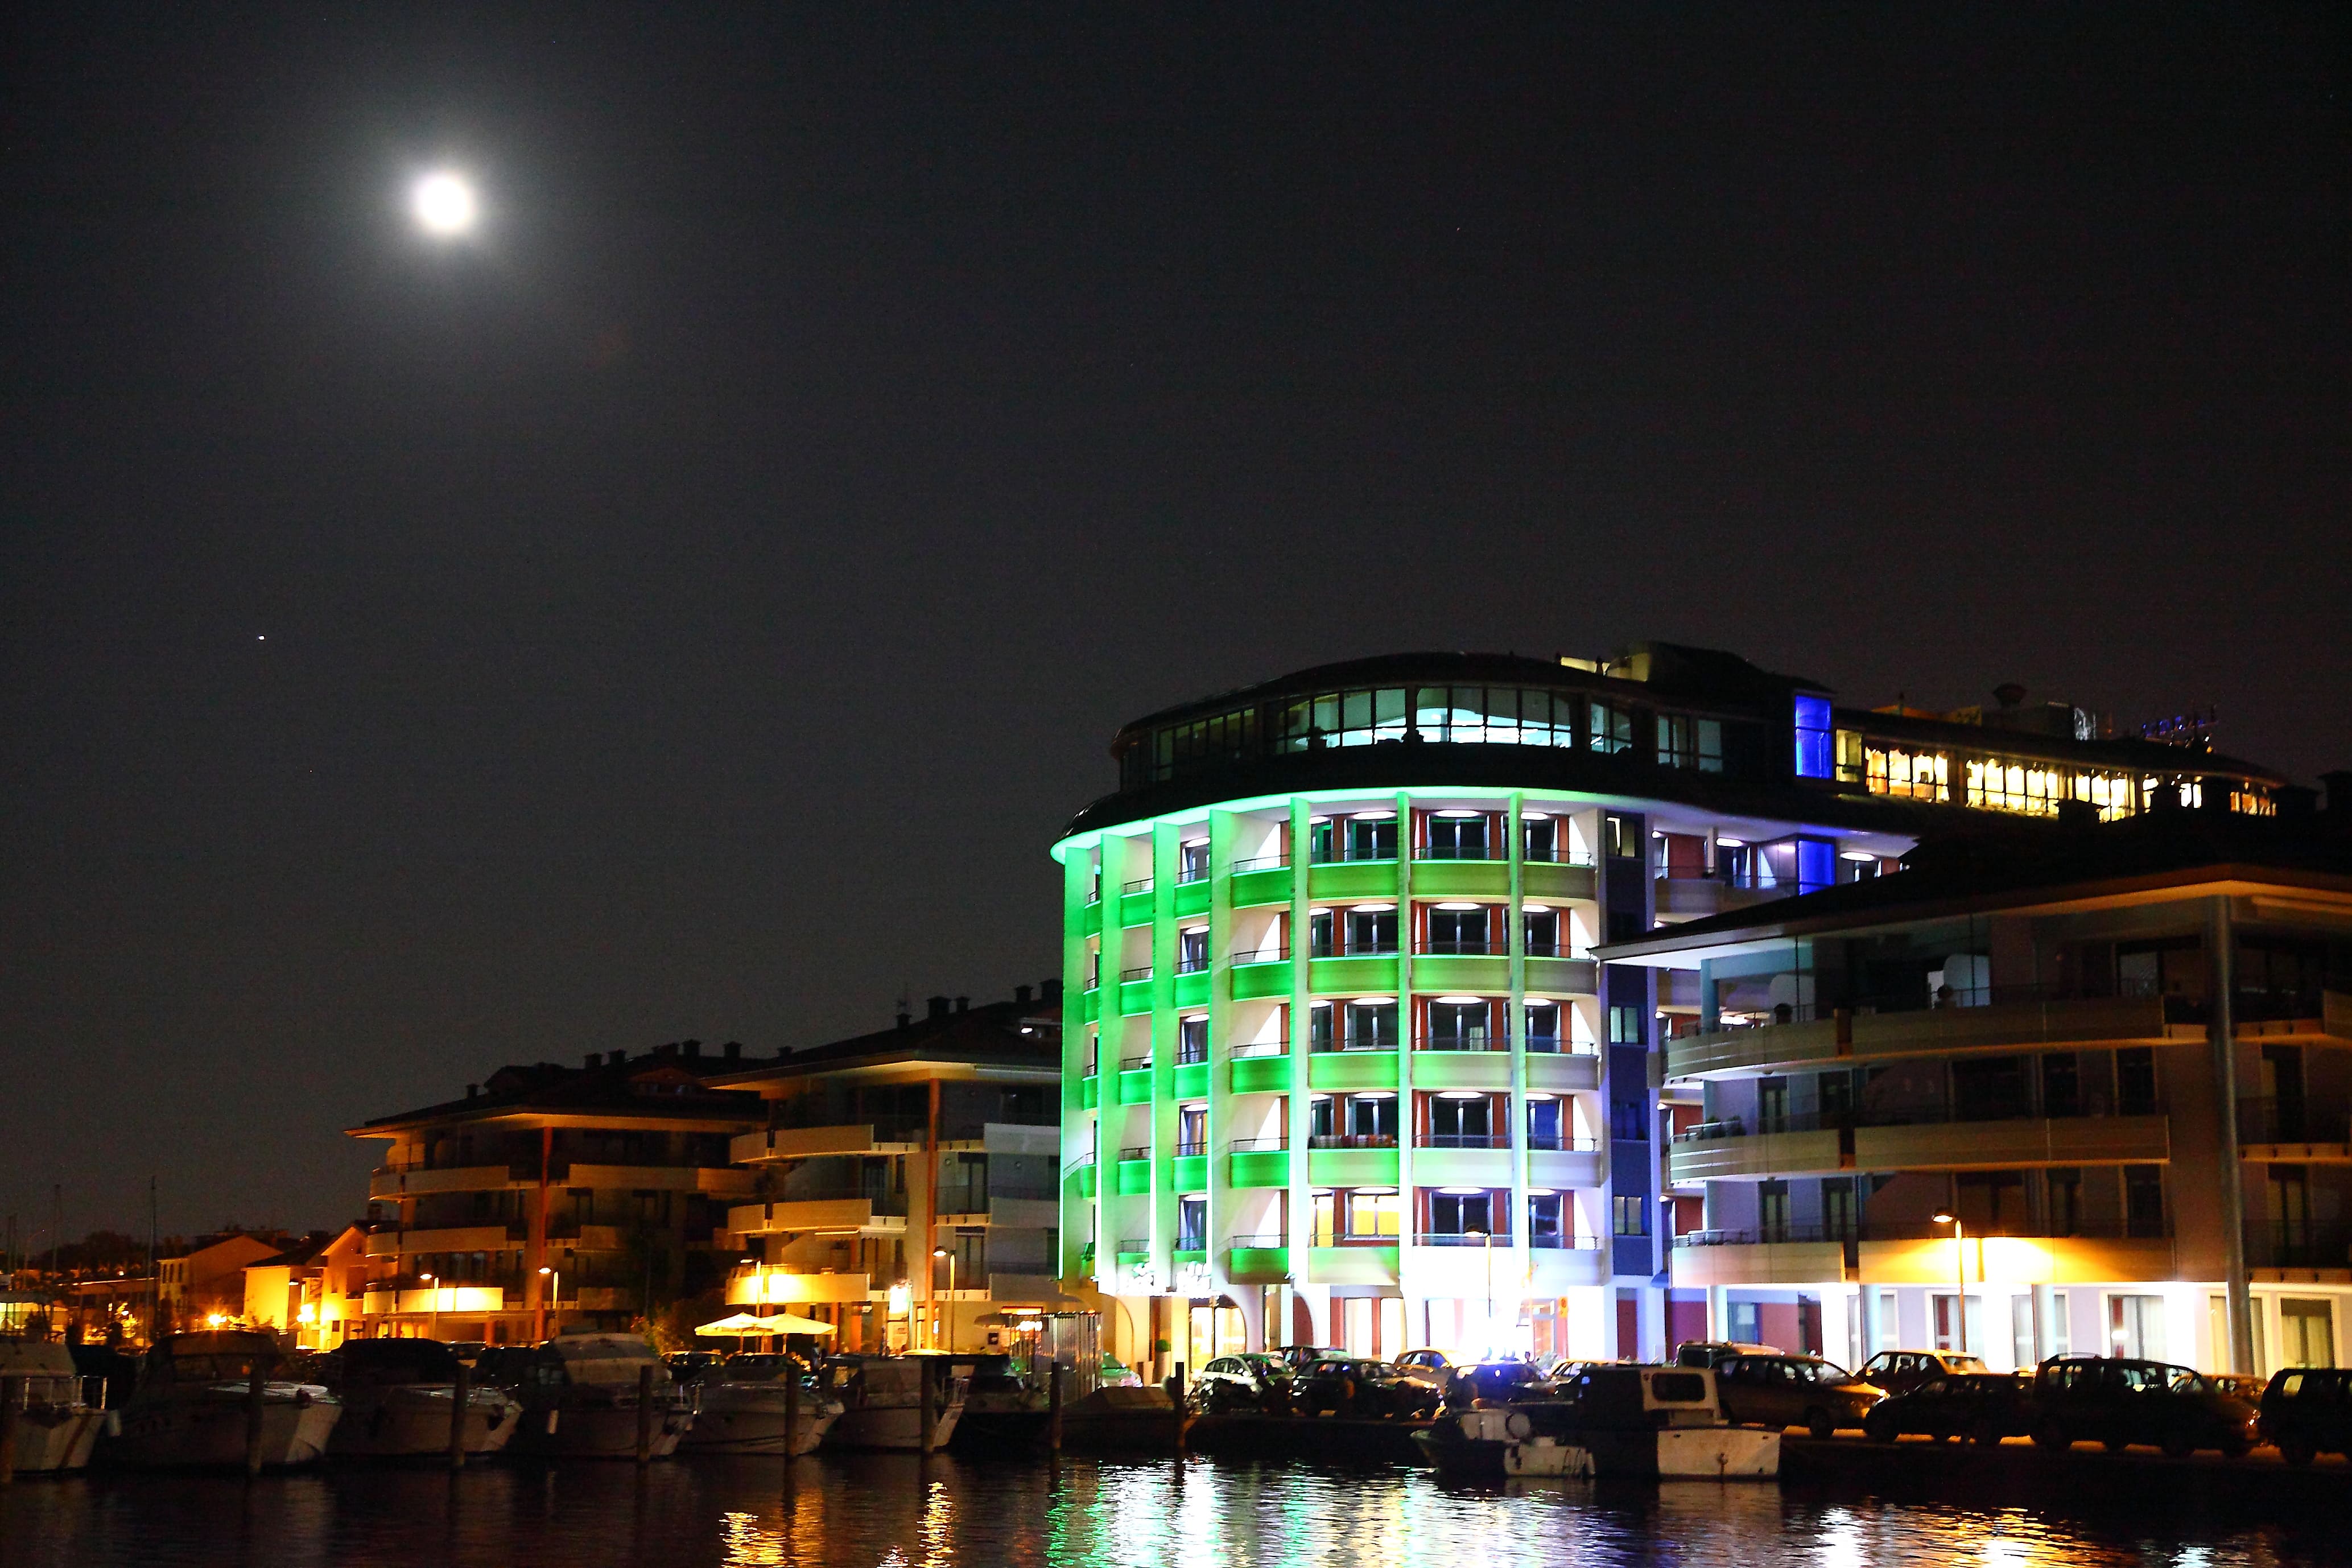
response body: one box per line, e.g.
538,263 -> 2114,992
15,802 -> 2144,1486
1443,1360 -> 1562,1410
2206,1372 -> 2267,1404
1292,1356 -> 1433,1419
1392,1348 -> 1456,1394
1277,1346 -> 1346,1376
1714,1354 -> 1884,1439
1673,1340 -> 1777,1371
1190,1353 -> 1292,1414
1098,1356 -> 1142,1389
1863,1373 -> 2032,1446
2027,1355 -> 2258,1458
2258,1367 -> 2352,1467
1858,1350 -> 1990,1397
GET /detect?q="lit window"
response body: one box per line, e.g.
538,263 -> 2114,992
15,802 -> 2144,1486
1793,695 -> 1833,778
1589,702 -> 1633,755
1864,745 -> 1949,802
1612,1194 -> 1648,1236
1659,715 -> 1723,773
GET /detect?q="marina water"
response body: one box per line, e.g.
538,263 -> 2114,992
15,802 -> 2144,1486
5,1454 -> 2345,1567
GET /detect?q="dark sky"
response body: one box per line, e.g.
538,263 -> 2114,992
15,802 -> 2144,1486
4,6 -> 2345,1241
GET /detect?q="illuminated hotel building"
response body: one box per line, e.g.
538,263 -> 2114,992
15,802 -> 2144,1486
1053,647 -> 2285,1373
1605,794 -> 2352,1376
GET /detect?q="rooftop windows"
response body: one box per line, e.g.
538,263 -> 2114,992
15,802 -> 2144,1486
1865,744 -> 1950,802
1793,694 -> 1834,779
1589,701 -> 1633,756
1658,715 -> 1723,773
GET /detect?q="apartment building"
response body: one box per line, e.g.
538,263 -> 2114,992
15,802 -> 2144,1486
348,1043 -> 762,1342
1053,646 -> 2286,1377
708,990 -> 1064,1354
1602,792 -> 2352,1376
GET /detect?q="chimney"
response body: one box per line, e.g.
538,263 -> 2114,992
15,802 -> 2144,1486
927,996 -> 950,1020
682,1040 -> 701,1060
1014,984 -> 1034,1006
2320,771 -> 2352,816
897,1008 -> 912,1030
1043,977 -> 1062,1000
1993,682 -> 2027,709
609,1047 -> 626,1064
723,1041 -> 742,1062
955,996 -> 969,1013
584,1053 -> 603,1069
465,1083 -> 479,1098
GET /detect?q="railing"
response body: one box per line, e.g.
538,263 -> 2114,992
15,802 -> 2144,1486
1228,1136 -> 1290,1152
1313,1036 -> 1399,1054
1119,1053 -> 1152,1072
1417,1132 -> 1509,1149
1333,942 -> 1400,958
762,1189 -> 910,1215
1082,1054 -> 1099,1076
2267,1226 -> 2352,1269
1416,1032 -> 1503,1053
1061,1156 -> 1095,1175
1175,1041 -> 1208,1065
1524,1034 -> 1568,1054
1116,1239 -> 1149,1254
1119,964 -> 1154,983
1118,1146 -> 1152,1162
1232,853 -> 1290,874
1672,1099 -> 2167,1143
988,1184 -> 1059,1203
1699,977 -> 2226,1030
1176,863 -> 1210,885
1416,845 -> 1495,861
2239,1096 -> 2352,1144
1307,1133 -> 1398,1150
1528,1233 -> 1605,1251
1525,1133 -> 1603,1152
1524,941 -> 1565,958
1174,1140 -> 1208,1158
1233,946 -> 1291,965
1414,1232 -> 1511,1248
1522,849 -> 1599,868
1315,1229 -> 1404,1245
1307,852 -> 1398,867
763,1114 -> 927,1142
1123,877 -> 1154,896
1676,1220 -> 2170,1248
1416,939 -> 1495,956
1232,1038 -> 1289,1058
1175,1235 -> 1207,1253
1227,1232 -> 1288,1249
1175,954 -> 1210,975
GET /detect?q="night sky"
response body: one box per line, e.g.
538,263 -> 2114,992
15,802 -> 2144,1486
3,7 -> 2345,1241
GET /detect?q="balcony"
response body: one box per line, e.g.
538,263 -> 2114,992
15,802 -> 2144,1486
1226,1236 -> 1291,1282
2238,1097 -> 2352,1163
1414,1032 -> 1503,1053
1527,1145 -> 1607,1189
1305,1144 -> 1400,1187
1522,957 -> 1599,996
725,1267 -> 871,1306
1670,1223 -> 2177,1289
1654,874 -> 1781,922
362,1224 -> 513,1258
1416,1132 -> 1509,1149
1664,993 -> 2172,1082
1666,1107 -> 2172,1182
1305,1244 -> 1400,1286
727,1195 -> 910,1236
733,1122 -> 924,1163
1228,1142 -> 1291,1189
368,1163 -> 513,1199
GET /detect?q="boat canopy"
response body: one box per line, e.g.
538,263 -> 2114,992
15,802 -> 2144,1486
539,1334 -> 668,1387
339,1338 -> 463,1387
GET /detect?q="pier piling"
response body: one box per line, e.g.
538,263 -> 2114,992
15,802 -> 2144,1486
0,1373 -> 20,1485
635,1364 -> 655,1464
448,1361 -> 469,1471
919,1357 -> 938,1455
783,1366 -> 800,1475
1046,1363 -> 1062,1454
244,1365 -> 266,1477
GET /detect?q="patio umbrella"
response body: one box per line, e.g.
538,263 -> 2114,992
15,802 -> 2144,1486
695,1311 -> 836,1337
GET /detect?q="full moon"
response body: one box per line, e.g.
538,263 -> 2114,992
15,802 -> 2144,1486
411,172 -> 478,236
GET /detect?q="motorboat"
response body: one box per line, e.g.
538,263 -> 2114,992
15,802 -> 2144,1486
0,1339 -> 108,1474
505,1333 -> 694,1459
1416,1364 -> 1779,1481
325,1338 -> 523,1459
104,1331 -> 341,1469
947,1352 -> 1050,1451
678,1354 -> 842,1455
820,1355 -> 963,1450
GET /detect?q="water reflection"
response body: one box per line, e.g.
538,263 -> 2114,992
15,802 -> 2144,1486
1,1455 -> 2340,1568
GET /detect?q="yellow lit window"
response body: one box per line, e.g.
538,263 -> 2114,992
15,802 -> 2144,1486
1865,746 -> 1949,802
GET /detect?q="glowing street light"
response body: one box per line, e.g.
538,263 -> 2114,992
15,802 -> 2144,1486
934,1247 -> 957,1352
411,171 -> 478,237
1932,1212 -> 1967,1354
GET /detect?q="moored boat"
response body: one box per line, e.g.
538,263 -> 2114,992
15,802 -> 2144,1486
103,1331 -> 341,1470
820,1355 -> 963,1450
325,1338 -> 523,1459
678,1354 -> 842,1455
504,1333 -> 694,1460
1416,1364 -> 1779,1481
0,1339 -> 108,1474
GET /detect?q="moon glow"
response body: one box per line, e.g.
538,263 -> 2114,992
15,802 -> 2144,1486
411,172 -> 478,236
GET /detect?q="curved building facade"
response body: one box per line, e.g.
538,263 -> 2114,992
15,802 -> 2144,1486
1052,647 -> 2281,1373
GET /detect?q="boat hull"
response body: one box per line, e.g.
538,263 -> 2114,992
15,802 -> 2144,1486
678,1395 -> 841,1455
506,1401 -> 689,1460
106,1387 -> 341,1470
827,1402 -> 962,1451
329,1387 -> 523,1458
5,1408 -> 108,1474
1416,1408 -> 1781,1482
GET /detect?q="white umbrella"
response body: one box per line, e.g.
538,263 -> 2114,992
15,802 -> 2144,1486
695,1311 -> 837,1338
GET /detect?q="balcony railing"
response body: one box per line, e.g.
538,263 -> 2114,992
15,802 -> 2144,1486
1175,1041 -> 1208,1065
1525,1133 -> 1604,1152
760,1189 -> 910,1216
1527,1233 -> 1605,1251
1414,1232 -> 1511,1248
1228,1136 -> 1289,1152
1234,946 -> 1291,966
1416,939 -> 1495,956
1676,1220 -> 2171,1248
1417,1132 -> 1509,1150
1174,1140 -> 1208,1158
1416,1032 -> 1503,1053
1176,863 -> 1210,886
1119,964 -> 1154,983
1327,942 -> 1400,958
1117,1145 -> 1152,1162
1232,1038 -> 1289,1058
1175,954 -> 1210,975
1673,1100 -> 2166,1144
1523,941 -> 1566,958
1314,1229 -> 1404,1245
1119,1053 -> 1152,1071
1116,1239 -> 1149,1255
1416,845 -> 1495,861
1312,1036 -> 1399,1054
1307,1133 -> 1398,1150
1232,853 -> 1290,874
1123,877 -> 1154,896
2239,1096 -> 2352,1145
1227,1232 -> 1288,1249
1523,848 -> 1598,867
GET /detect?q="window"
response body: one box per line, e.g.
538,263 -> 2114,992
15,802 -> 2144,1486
1526,1097 -> 1563,1149
1427,906 -> 1489,954
1346,1189 -> 1401,1239
1309,1095 -> 1334,1141
1608,1005 -> 1645,1046
1178,840 -> 1210,883
1176,1105 -> 1207,1156
1658,715 -> 1723,773
1793,695 -> 1834,778
2117,1047 -> 2158,1113
1308,910 -> 1335,958
1343,1001 -> 1397,1051
1605,813 -> 1640,857
1425,999 -> 1491,1050
1177,1195 -> 1208,1252
1524,1002 -> 1562,1053
1822,1178 -> 1856,1240
1613,1194 -> 1649,1236
1177,927 -> 1209,973
1177,1016 -> 1208,1066
2124,1165 -> 2165,1238
1522,815 -> 1557,863
1864,745 -> 1950,803
1610,1097 -> 1649,1142
2047,1167 -> 2082,1236
1346,907 -> 1397,954
1425,812 -> 1489,859
1757,1181 -> 1788,1241
1529,1192 -> 1564,1242
1428,1190 -> 1493,1237
1428,1094 -> 1493,1147
2108,1293 -> 2165,1360
2041,1053 -> 2080,1118
2280,1299 -> 2336,1368
1308,819 -> 1335,864
1308,1002 -> 1335,1051
1523,907 -> 1561,956
1590,702 -> 1633,755
1346,816 -> 1398,861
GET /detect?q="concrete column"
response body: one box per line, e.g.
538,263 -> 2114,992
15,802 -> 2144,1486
2209,896 -> 2255,1373
1286,798 -> 1314,1283
1706,1282 -> 1728,1342
1859,1284 -> 1884,1363
2031,1282 -> 2060,1366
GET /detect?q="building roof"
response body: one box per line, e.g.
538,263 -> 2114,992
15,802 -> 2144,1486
707,991 -> 1060,1089
1598,803 -> 2352,965
348,1049 -> 765,1138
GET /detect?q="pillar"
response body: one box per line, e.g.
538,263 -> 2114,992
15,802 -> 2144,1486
1859,1284 -> 1884,1364
2210,896 -> 2255,1373
2031,1282 -> 2059,1366
1707,1282 -> 1728,1342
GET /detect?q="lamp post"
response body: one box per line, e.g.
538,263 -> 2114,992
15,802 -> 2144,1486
932,1247 -> 956,1352
1932,1212 -> 1966,1354
421,1273 -> 440,1340
537,1265 -> 559,1339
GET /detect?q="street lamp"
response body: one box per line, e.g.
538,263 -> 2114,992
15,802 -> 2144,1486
420,1272 -> 440,1340
1932,1212 -> 1966,1354
933,1247 -> 956,1352
537,1265 -> 560,1340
